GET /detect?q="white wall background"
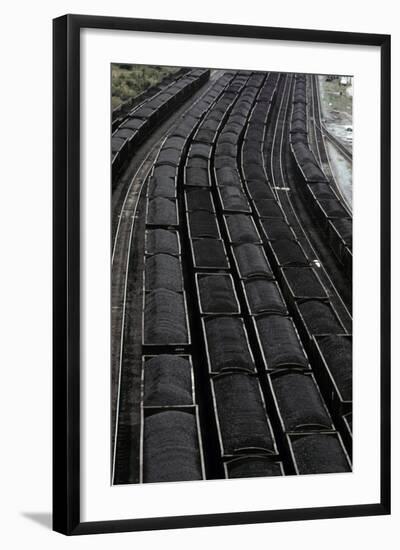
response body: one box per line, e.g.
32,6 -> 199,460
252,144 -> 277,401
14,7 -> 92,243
0,0 -> 398,547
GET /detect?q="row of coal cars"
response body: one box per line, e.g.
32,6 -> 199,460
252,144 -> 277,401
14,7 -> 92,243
184,71 -> 289,478
201,72 -> 352,477
139,72 -> 237,483
238,73 -> 352,467
289,75 -> 352,278
111,68 -> 210,187
137,70 -> 352,483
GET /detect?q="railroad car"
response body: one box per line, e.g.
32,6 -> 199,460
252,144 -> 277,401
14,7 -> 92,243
144,228 -> 181,257
190,238 -> 230,270
141,354 -> 195,407
202,316 -> 256,374
242,277 -> 288,316
267,369 -> 334,433
253,314 -> 310,371
140,407 -> 205,483
195,273 -> 240,315
210,371 -> 278,457
287,432 -> 351,475
112,68 -> 210,186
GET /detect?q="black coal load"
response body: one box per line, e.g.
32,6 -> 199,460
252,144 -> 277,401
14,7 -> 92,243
146,229 -> 180,256
318,199 -> 349,219
186,156 -> 209,171
205,317 -> 254,373
255,315 -> 308,369
291,142 -> 315,166
143,411 -> 202,482
234,243 -> 273,279
185,166 -> 210,187
144,355 -> 193,406
243,164 -> 266,181
219,131 -> 239,145
216,166 -> 242,188
246,179 -> 275,200
188,211 -> 220,238
192,238 -> 229,269
200,117 -> 220,133
308,182 -> 336,200
254,199 -> 285,219
219,186 -> 251,212
290,118 -> 307,133
270,239 -> 309,266
226,215 -> 260,244
145,254 -> 183,292
212,373 -> 275,454
290,433 -> 350,474
163,136 -> 186,150
260,219 -> 295,241
120,117 -> 145,132
147,197 -> 177,226
153,164 -> 177,181
245,128 -> 264,143
144,289 -> 188,345
198,274 -> 238,314
297,300 -> 344,336
301,161 -> 328,183
156,148 -> 181,167
226,457 -> 282,478
195,128 -> 216,143
214,155 -> 237,170
242,148 -> 262,165
283,267 -> 327,298
147,176 -> 176,199
244,278 -> 287,315
330,218 -> 353,246
315,335 -> 352,402
271,372 -> 332,431
216,142 -> 237,158
190,142 -> 212,159
186,189 -> 214,212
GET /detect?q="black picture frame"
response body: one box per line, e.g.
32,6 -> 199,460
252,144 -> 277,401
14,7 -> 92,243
53,14 -> 391,535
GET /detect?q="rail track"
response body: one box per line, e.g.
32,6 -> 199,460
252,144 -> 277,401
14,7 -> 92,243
309,75 -> 352,212
267,73 -> 352,327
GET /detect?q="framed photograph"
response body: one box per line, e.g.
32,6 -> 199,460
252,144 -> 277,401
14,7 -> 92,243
53,14 -> 390,535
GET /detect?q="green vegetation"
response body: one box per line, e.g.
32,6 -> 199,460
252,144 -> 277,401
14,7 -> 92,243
111,64 -> 181,109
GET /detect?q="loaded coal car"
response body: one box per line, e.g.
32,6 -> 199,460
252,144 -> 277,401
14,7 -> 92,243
289,75 -> 352,278
195,273 -> 240,315
112,68 -> 210,187
140,407 -> 205,483
242,277 -> 288,316
253,313 -> 310,371
210,371 -> 278,457
287,431 -> 351,475
202,316 -> 256,374
190,237 -> 230,271
145,228 -> 181,257
266,369 -> 334,434
141,354 -> 195,408
292,298 -> 347,345
142,288 -> 190,348
311,334 -> 352,430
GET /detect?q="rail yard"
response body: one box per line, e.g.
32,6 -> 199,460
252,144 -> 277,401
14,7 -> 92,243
111,67 -> 353,485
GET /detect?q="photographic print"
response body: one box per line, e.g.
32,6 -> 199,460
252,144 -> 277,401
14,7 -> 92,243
111,65 -> 353,485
